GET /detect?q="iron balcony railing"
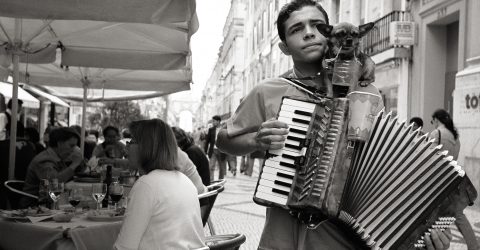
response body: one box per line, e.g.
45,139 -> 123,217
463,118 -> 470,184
361,11 -> 412,56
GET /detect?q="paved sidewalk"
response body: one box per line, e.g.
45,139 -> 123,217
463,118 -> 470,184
208,164 -> 480,249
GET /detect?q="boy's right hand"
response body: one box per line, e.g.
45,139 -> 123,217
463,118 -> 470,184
254,118 -> 289,151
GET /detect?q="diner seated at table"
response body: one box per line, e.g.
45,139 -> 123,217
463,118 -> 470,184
93,126 -> 128,168
115,119 -> 206,250
21,127 -> 85,207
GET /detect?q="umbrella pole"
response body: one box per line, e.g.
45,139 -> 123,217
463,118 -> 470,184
80,81 -> 88,158
8,53 -> 19,180
8,19 -> 22,180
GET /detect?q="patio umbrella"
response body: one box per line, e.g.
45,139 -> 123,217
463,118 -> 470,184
0,0 -> 199,179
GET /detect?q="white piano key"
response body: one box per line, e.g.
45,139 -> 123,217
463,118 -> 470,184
264,159 -> 297,173
278,110 -> 312,122
261,171 -> 294,185
280,104 -> 315,114
255,190 -> 288,205
259,179 -> 292,192
267,154 -> 296,164
283,98 -> 317,110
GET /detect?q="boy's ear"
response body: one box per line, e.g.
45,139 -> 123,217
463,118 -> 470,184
278,41 -> 291,55
316,24 -> 333,38
359,22 -> 375,37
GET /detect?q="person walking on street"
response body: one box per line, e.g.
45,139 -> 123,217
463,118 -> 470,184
205,115 -> 226,181
430,109 -> 479,250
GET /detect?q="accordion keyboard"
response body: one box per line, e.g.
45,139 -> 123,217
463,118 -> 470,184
254,98 -> 317,207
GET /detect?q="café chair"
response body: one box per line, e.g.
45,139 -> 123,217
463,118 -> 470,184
204,179 -> 226,234
207,179 -> 226,192
197,233 -> 246,250
4,180 -> 38,209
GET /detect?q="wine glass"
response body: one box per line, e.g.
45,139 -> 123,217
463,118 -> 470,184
109,179 -> 124,210
68,188 -> 82,215
48,180 -> 64,210
91,183 -> 107,211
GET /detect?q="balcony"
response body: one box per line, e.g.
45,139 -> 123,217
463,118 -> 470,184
361,11 -> 412,56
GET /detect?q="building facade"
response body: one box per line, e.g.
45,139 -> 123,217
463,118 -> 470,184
409,0 -> 480,193
199,0 -> 479,189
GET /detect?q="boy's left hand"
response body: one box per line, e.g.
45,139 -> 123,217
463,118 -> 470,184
424,229 -> 452,250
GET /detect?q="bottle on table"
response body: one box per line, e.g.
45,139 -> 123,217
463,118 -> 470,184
102,165 -> 113,208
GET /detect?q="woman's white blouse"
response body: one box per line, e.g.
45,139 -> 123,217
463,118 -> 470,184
115,170 -> 206,250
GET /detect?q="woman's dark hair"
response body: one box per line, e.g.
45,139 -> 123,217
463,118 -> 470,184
48,127 -> 81,147
25,127 -> 40,143
129,119 -> 178,173
171,127 -> 194,151
432,109 -> 459,140
277,0 -> 329,42
102,126 -> 119,137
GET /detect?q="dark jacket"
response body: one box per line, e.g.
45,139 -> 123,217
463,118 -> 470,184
204,126 -> 226,159
184,145 -> 210,186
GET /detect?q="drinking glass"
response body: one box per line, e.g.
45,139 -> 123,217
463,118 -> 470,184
48,180 -> 64,210
109,181 -> 124,210
91,183 -> 107,211
68,188 -> 82,215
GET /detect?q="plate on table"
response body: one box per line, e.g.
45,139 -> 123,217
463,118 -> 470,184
0,207 -> 54,220
74,176 -> 101,183
86,210 -> 125,222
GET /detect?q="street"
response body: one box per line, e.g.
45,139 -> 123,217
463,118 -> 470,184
207,164 -> 480,250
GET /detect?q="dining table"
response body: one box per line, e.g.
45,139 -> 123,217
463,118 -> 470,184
0,210 -> 123,250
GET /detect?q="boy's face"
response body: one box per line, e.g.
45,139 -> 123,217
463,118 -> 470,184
279,6 -> 328,63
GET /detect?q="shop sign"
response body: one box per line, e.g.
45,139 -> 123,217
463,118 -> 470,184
389,21 -> 415,46
454,83 -> 480,128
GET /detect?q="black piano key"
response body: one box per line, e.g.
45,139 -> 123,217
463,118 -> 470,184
289,127 -> 307,135
272,188 -> 290,196
292,118 -> 310,125
274,180 -> 292,188
277,171 -> 294,180
294,110 -> 312,117
287,135 -> 304,143
282,153 -> 297,160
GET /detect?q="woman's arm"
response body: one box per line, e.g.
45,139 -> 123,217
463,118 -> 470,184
114,180 -> 154,250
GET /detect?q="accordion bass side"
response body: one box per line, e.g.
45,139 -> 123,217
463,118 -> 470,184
338,112 -> 465,249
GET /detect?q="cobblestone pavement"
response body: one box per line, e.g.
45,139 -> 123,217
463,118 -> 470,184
208,163 -> 480,250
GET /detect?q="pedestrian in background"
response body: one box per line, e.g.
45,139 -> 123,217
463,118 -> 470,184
205,115 -> 226,181
409,116 -> 424,132
430,108 -> 479,250
172,126 -> 210,186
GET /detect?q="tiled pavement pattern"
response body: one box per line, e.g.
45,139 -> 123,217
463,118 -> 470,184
207,163 -> 480,249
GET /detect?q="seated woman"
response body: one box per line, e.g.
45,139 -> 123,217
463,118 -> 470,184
172,127 -> 210,186
22,127 -> 84,207
115,119 -> 206,250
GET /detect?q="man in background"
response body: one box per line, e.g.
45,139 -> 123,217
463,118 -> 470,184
205,115 -> 226,181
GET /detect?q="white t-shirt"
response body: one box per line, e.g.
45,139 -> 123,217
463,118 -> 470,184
115,170 -> 205,250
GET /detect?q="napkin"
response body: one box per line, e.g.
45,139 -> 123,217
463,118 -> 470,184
27,213 -> 57,223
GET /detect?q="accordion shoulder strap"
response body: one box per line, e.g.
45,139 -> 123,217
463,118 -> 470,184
279,77 -> 326,99
437,129 -> 442,143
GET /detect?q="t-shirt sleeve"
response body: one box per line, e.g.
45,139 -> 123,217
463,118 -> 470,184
226,84 -> 267,137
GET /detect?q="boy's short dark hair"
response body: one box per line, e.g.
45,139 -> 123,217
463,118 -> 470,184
7,99 -> 23,109
409,117 -> 424,128
277,0 -> 330,42
212,115 -> 221,122
49,127 -> 80,147
102,126 -> 119,136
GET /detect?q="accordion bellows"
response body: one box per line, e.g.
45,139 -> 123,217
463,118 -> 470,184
253,96 -> 466,249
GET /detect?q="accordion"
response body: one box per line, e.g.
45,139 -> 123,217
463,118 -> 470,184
253,96 -> 469,249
